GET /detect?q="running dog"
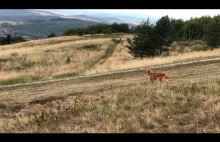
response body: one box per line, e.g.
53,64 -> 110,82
147,69 -> 171,82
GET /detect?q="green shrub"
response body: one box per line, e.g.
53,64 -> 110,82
66,57 -> 71,64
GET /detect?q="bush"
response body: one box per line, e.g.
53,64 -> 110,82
66,57 -> 71,64
126,38 -> 131,43
11,52 -> 19,57
111,38 -> 122,44
47,33 -> 56,38
82,44 -> 98,50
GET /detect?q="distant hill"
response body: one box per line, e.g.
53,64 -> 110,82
0,18 -> 98,40
69,15 -> 139,28
0,9 -> 158,39
70,15 -> 123,23
0,10 -> 98,40
41,9 -> 159,24
0,9 -> 60,20
41,10 -> 159,24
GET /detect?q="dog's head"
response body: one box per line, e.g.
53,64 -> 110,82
147,69 -> 152,75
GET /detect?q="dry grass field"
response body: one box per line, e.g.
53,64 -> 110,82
0,34 -> 220,133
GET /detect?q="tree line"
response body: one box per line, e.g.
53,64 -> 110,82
63,23 -> 131,36
0,33 -> 57,46
127,15 -> 220,58
0,34 -> 26,45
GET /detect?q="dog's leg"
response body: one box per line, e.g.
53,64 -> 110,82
150,78 -> 154,83
159,78 -> 163,83
160,83 -> 164,92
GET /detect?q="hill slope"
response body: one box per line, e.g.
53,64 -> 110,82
0,34 -> 220,85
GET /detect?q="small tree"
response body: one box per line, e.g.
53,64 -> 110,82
127,16 -> 173,58
127,19 -> 156,58
47,33 -> 56,38
66,57 -> 71,64
5,34 -> 12,44
154,15 -> 173,55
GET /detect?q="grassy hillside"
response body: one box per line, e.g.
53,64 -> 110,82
0,34 -> 220,86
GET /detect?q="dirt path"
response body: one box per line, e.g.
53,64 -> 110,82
0,57 -> 219,104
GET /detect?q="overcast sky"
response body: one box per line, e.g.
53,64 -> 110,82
112,9 -> 220,19
41,9 -> 220,20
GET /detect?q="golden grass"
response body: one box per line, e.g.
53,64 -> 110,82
0,36 -> 114,82
85,47 -> 220,75
0,35 -> 84,50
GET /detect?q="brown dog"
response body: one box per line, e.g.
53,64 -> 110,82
147,69 -> 171,82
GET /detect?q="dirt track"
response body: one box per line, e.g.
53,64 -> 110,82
0,57 -> 220,104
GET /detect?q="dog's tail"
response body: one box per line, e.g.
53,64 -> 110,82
163,74 -> 171,80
